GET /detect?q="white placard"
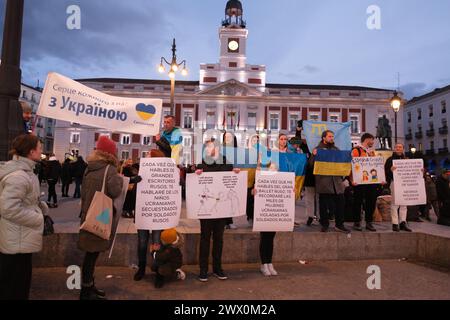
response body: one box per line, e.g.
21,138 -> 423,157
186,171 -> 248,219
253,171 -> 296,232
352,157 -> 386,185
135,158 -> 181,230
37,72 -> 162,135
392,159 -> 426,206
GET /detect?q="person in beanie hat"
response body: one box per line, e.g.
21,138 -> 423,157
78,136 -> 123,300
151,228 -> 185,288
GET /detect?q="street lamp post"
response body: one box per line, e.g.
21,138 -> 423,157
390,91 -> 402,144
0,0 -> 25,161
158,39 -> 188,117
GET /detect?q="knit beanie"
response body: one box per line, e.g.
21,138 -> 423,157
96,136 -> 117,156
161,228 -> 178,245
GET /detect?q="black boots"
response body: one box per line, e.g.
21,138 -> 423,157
306,217 -> 314,226
154,274 -> 165,288
392,224 -> 400,232
80,285 -> 107,300
400,222 -> 412,232
134,268 -> 145,281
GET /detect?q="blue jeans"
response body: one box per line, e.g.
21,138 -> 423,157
137,230 -> 161,269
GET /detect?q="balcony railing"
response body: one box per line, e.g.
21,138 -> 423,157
415,131 -> 423,139
426,149 -> 435,156
426,129 -> 435,137
405,133 -> 413,140
439,126 -> 448,135
438,147 -> 449,154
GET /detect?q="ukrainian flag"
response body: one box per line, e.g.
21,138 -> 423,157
313,149 -> 352,177
268,151 -> 307,200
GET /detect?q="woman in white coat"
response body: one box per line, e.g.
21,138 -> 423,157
0,134 -> 46,300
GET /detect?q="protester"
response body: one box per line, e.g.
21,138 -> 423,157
121,159 -> 139,219
151,228 -> 185,288
21,101 -> 33,134
195,139 -> 241,282
245,135 -> 260,226
272,133 -> 291,153
61,158 -> 73,197
350,133 -> 379,232
421,170 -> 439,221
155,115 -> 183,161
72,156 -> 87,198
436,169 -> 450,226
45,154 -> 61,208
134,150 -> 165,282
385,143 -> 412,232
0,134 -> 47,300
310,130 -> 350,233
78,136 -> 123,300
222,131 -> 238,230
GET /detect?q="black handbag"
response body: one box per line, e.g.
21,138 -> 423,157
43,215 -> 54,236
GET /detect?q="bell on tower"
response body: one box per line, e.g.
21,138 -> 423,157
222,0 -> 246,28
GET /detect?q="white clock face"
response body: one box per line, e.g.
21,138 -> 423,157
228,40 -> 239,51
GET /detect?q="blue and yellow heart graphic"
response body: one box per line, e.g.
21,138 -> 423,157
136,103 -> 156,121
96,208 -> 111,225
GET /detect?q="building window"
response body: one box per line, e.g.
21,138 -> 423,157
444,139 -> 448,148
206,112 -> 216,130
407,112 -> 411,123
418,109 -> 422,120
289,114 -> 299,132
350,115 -> 360,134
308,113 -> 320,121
121,151 -> 130,160
22,90 -> 26,98
430,141 -> 434,151
70,132 -> 80,144
141,151 -> 148,159
418,124 -> 422,133
142,136 -> 151,146
443,119 -> 448,127
269,113 -> 280,131
121,134 -> 131,145
442,101 -> 447,114
329,114 -> 340,123
247,112 -> 257,130
429,105 -> 434,117
184,136 -> 192,147
227,112 -> 237,129
429,122 -> 434,130
183,111 -> 193,129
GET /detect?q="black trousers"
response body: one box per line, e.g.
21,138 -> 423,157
61,182 -> 70,196
199,218 -> 226,273
352,185 -> 378,223
319,194 -> 345,228
246,188 -> 255,221
260,232 -> 276,264
137,230 -> 162,269
47,179 -> 58,204
74,177 -> 82,198
0,253 -> 33,300
81,252 -> 100,287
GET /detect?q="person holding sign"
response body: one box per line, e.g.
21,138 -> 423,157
155,115 -> 183,163
78,136 -> 124,300
310,130 -> 350,234
385,144 -> 412,232
350,133 -> 380,232
195,139 -> 241,282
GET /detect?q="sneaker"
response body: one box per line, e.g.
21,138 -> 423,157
267,264 -> 278,276
213,270 -> 228,280
366,223 -> 376,232
198,271 -> 208,282
353,222 -> 363,231
392,224 -> 400,232
306,217 -> 314,226
335,225 -> 351,234
176,269 -> 186,281
260,264 -> 271,277
400,222 -> 412,232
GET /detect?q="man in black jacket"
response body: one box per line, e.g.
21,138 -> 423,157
436,169 -> 450,226
45,155 -> 62,208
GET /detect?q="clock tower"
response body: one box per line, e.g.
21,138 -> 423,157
219,0 -> 248,69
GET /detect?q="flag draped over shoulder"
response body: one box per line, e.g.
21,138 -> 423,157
313,149 -> 352,177
276,152 -> 307,200
303,121 -> 352,152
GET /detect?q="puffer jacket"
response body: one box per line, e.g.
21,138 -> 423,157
0,156 -> 45,254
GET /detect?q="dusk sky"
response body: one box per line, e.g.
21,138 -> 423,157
1,0 -> 449,99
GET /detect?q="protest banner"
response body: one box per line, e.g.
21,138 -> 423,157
37,72 -> 163,135
352,157 -> 386,184
253,171 -> 296,232
186,171 -> 248,219
135,158 -> 181,230
392,159 -> 426,206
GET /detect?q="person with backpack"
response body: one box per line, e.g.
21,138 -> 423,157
0,134 -> 47,300
350,133 -> 380,232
